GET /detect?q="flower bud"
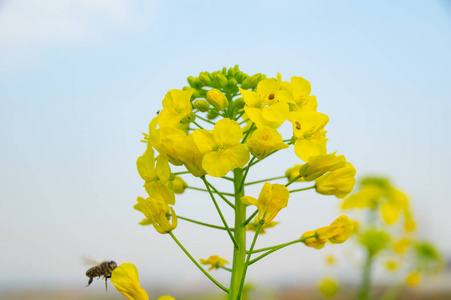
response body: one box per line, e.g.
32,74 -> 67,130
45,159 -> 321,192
227,67 -> 236,78
199,73 -> 212,86
172,176 -> 187,194
187,76 -> 202,88
207,89 -> 229,111
236,73 -> 248,84
194,99 -> 210,112
207,111 -> 219,120
215,73 -> 228,88
233,97 -> 245,109
241,73 -> 260,89
227,78 -> 238,90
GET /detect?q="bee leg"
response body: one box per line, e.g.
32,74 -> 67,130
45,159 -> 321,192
86,276 -> 93,287
105,277 -> 108,291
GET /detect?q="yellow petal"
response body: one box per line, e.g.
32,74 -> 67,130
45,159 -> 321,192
110,263 -> 149,300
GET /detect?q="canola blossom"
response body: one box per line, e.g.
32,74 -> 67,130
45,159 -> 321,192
125,66 -> 358,300
322,177 -> 445,300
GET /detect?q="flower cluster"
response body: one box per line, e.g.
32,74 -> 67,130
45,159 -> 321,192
124,66 -> 358,299
315,177 -> 444,299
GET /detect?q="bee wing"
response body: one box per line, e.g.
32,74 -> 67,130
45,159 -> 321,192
81,255 -> 100,267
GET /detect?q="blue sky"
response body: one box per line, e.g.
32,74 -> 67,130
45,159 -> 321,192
1,0 -> 450,294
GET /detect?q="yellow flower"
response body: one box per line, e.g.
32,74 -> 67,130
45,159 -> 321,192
393,238 -> 411,255
148,119 -> 206,177
241,183 -> 290,224
288,110 -> 329,161
318,278 -> 338,298
134,197 -> 177,234
285,164 -> 305,182
136,145 -> 175,205
110,263 -> 149,300
301,230 -> 326,249
278,76 -> 318,112
404,210 -> 416,232
171,176 -> 187,194
325,254 -> 336,266
315,163 -> 356,199
240,78 -> 289,129
246,217 -> 279,234
193,118 -> 249,177
298,152 -> 347,181
207,89 -> 229,111
246,126 -> 289,159
157,89 -> 193,128
341,184 -> 385,210
385,260 -> 398,271
316,215 -> 354,244
405,271 -> 421,286
381,189 -> 410,225
200,255 -> 229,271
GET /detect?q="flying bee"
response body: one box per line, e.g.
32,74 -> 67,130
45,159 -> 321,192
85,260 -> 117,291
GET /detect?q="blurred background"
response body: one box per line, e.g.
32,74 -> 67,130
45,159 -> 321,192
1,0 -> 450,299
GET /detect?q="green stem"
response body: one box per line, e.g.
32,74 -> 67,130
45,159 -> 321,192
173,171 -> 190,176
237,222 -> 262,299
243,209 -> 259,226
285,174 -> 302,188
204,181 -> 236,209
186,186 -> 235,197
241,123 -> 255,144
244,176 -> 286,186
358,251 -> 373,300
288,185 -> 315,193
201,177 -> 239,248
218,265 -> 233,272
177,215 -> 233,231
228,168 -> 247,300
222,176 -> 234,181
168,231 -> 229,293
248,150 -> 278,167
195,114 -> 217,125
248,234 -> 316,265
193,121 -> 205,129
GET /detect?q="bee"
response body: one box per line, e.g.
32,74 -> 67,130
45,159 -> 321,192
85,260 -> 117,291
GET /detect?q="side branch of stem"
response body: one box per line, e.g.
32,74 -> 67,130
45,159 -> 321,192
168,231 -> 229,293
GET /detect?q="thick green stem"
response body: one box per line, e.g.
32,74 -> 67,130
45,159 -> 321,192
228,168 -> 247,300
169,231 -> 229,293
359,251 -> 373,300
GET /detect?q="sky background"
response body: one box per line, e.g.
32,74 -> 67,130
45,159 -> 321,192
1,0 -> 450,296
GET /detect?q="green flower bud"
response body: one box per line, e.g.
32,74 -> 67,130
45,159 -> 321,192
207,89 -> 229,111
227,78 -> 238,90
236,73 -> 248,84
215,73 -> 228,88
207,110 -> 219,120
187,76 -> 202,88
222,67 -> 227,75
194,99 -> 210,112
227,67 -> 236,78
169,173 -> 176,181
199,73 -> 212,86
233,97 -> 245,109
241,74 -> 260,89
